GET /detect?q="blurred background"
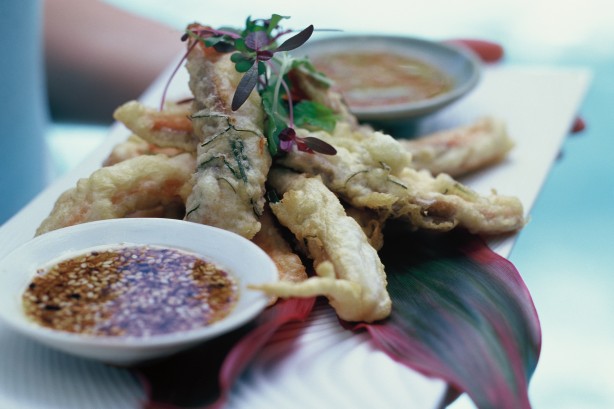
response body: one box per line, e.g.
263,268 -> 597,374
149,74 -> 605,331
6,0 -> 614,408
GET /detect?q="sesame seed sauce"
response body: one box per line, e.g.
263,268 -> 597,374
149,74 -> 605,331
22,245 -> 239,337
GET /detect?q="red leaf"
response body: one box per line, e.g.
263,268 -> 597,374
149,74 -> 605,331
216,297 -> 316,404
135,297 -> 315,409
350,229 -> 541,408
136,229 -> 540,409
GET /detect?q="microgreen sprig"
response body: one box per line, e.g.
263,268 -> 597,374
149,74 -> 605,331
165,15 -> 338,157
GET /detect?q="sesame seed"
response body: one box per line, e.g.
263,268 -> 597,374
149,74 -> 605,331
22,245 -> 238,338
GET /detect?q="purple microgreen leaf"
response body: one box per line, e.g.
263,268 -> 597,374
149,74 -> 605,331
279,138 -> 294,152
232,63 -> 259,111
159,40 -> 198,111
295,139 -> 314,153
275,25 -> 314,52
351,230 -> 542,409
278,127 -> 297,141
278,128 -> 308,153
257,50 -> 275,61
195,27 -> 241,39
245,30 -> 271,51
300,136 -> 337,155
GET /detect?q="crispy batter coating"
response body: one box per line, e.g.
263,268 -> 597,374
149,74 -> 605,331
103,134 -> 186,166
252,206 -> 308,285
277,122 -> 525,235
184,37 -> 272,239
113,100 -> 199,152
254,169 -> 391,323
251,206 -> 308,305
36,154 -> 194,235
345,205 -> 387,251
400,117 -> 515,177
35,22 -> 530,325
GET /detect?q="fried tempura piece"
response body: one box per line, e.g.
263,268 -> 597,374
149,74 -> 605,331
400,117 -> 515,177
103,134 -> 185,166
113,100 -> 199,152
252,206 -> 308,285
277,122 -> 525,235
253,169 -> 391,323
183,34 -> 272,239
251,206 -> 308,305
36,154 -> 194,235
345,205 -> 387,251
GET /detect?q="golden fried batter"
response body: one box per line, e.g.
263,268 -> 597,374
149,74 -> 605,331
36,154 -> 194,235
113,100 -> 199,152
254,169 -> 391,323
184,36 -> 272,239
103,134 -> 186,166
252,206 -> 308,285
277,122 -> 525,235
400,117 -> 515,177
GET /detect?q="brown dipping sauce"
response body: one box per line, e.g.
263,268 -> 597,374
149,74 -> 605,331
311,51 -> 452,108
22,245 -> 239,337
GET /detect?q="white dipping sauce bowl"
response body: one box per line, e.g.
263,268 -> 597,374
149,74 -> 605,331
0,218 -> 277,366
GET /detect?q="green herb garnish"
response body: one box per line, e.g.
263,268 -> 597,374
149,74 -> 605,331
165,15 -> 338,157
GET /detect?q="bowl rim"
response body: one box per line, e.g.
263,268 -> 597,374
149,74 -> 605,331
298,33 -> 482,120
0,218 -> 277,352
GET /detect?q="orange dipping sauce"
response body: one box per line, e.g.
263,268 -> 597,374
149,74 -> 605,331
311,51 -> 452,108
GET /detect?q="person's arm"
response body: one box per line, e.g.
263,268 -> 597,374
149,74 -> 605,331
44,0 -> 182,123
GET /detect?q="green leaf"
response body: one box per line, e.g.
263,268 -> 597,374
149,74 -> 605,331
294,101 -> 337,132
352,229 -> 542,409
234,38 -> 248,53
230,52 -> 244,63
266,14 -> 287,35
261,84 -> 290,156
235,59 -> 255,73
257,60 -> 267,75
291,58 -> 334,88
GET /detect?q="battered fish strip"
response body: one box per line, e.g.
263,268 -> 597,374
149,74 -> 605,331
103,134 -> 185,166
345,205 -> 387,251
251,206 -> 308,305
36,154 -> 194,235
277,122 -> 525,235
184,34 -> 272,239
253,168 -> 391,323
400,117 -> 515,177
252,205 -> 308,285
113,100 -> 199,152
